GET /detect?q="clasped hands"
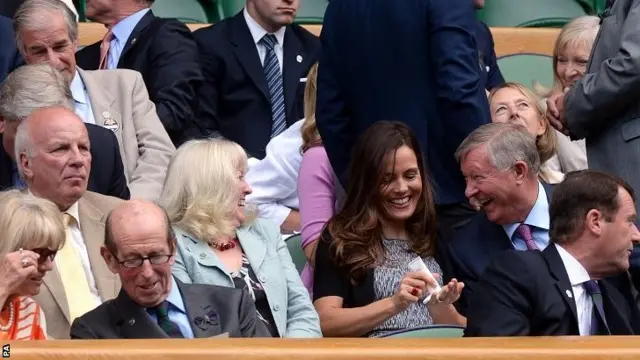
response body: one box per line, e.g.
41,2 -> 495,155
391,271 -> 464,312
546,87 -> 571,136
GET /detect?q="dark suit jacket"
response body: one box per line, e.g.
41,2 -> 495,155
0,124 -> 130,200
0,15 -> 22,82
475,20 -> 504,90
75,10 -> 202,146
445,182 -> 553,315
464,244 -> 640,336
315,0 -> 489,205
70,279 -> 271,339
185,12 -> 320,159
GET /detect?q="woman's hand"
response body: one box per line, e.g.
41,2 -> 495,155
391,271 -> 431,312
0,249 -> 40,295
428,278 -> 464,306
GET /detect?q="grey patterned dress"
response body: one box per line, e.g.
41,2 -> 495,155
369,238 -> 443,337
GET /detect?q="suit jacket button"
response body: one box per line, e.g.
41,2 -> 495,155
200,253 -> 206,259
273,304 -> 280,311
260,275 -> 267,283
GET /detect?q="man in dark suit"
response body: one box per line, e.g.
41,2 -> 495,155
75,0 -> 202,145
465,170 -> 640,336
71,200 -> 270,339
0,63 -> 129,200
315,0 -> 489,238
0,15 -> 22,82
473,0 -> 504,91
186,0 -> 320,159
446,123 -> 551,315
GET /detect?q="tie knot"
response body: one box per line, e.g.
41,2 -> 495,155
583,280 -> 602,295
151,301 -> 170,318
515,223 -> 533,241
102,30 -> 114,43
260,34 -> 278,50
62,213 -> 74,228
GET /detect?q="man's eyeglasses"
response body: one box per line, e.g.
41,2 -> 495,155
32,248 -> 57,264
116,254 -> 173,269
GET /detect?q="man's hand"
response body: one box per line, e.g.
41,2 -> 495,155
546,88 -> 570,136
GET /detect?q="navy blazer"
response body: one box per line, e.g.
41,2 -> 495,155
0,15 -> 22,82
315,0 -> 490,205
475,20 -> 505,90
185,12 -> 320,159
445,182 -> 553,315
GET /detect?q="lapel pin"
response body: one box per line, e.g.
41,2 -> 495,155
103,117 -> 120,133
102,111 -> 111,118
566,290 -> 573,298
194,316 -> 208,331
199,253 -> 206,259
205,311 -> 219,325
131,38 -> 137,45
296,55 -> 303,63
128,318 -> 136,326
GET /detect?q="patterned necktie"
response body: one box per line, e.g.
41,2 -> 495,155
259,34 -> 287,138
98,30 -> 114,70
514,224 -> 539,251
583,280 -> 611,335
57,213 -> 97,321
150,301 -> 184,338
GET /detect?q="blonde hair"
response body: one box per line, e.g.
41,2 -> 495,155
536,16 -> 600,96
301,63 -> 321,152
159,139 -> 256,243
489,82 -> 557,164
0,190 -> 65,256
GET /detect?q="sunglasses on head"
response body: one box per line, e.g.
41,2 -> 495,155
31,248 -> 57,263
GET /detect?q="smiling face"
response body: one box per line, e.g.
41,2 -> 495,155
378,145 -> 423,228
556,42 -> 590,89
232,167 -> 253,228
490,87 -> 546,138
13,250 -> 56,296
246,0 -> 299,32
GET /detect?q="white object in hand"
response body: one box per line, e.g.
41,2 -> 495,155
407,257 -> 442,304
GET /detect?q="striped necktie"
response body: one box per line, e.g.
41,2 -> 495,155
260,34 -> 287,137
150,301 -> 184,338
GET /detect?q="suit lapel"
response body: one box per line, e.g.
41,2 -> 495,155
600,280 -> 633,335
78,195 -> 119,300
118,10 -> 155,67
176,281 -> 223,338
0,136 -> 13,189
282,27 -> 303,119
42,266 -> 71,324
113,289 -> 168,339
78,69 -> 123,138
237,226 -> 266,274
230,13 -> 270,102
543,245 -> 580,327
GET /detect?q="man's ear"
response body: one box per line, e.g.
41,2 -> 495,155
513,160 -> 530,185
100,246 -> 119,274
19,152 -> 33,178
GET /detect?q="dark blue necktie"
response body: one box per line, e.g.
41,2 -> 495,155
583,280 -> 611,335
260,34 -> 287,138
150,301 -> 184,338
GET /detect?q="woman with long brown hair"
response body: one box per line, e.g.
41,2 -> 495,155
313,121 -> 465,337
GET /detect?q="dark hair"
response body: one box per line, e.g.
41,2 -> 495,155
326,121 -> 438,285
104,206 -> 176,255
550,170 -> 636,244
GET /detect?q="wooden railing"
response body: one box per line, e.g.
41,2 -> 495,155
5,337 -> 640,360
76,23 -> 559,57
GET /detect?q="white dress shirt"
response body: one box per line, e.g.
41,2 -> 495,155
245,119 -> 303,226
243,7 -> 286,72
70,70 -> 96,125
555,243 -> 593,336
107,8 -> 151,69
57,202 -> 103,307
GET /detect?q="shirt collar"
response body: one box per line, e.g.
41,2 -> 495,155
111,8 -> 150,46
243,7 -> 286,48
27,189 -> 81,229
69,70 -> 88,105
503,181 -> 550,239
555,243 -> 591,286
164,276 -> 187,314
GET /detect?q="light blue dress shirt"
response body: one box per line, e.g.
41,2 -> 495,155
70,70 -> 96,124
108,8 -> 150,69
146,276 -> 195,339
503,182 -> 551,251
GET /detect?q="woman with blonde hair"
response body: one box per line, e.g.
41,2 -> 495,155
0,190 -> 65,340
162,139 -> 322,338
489,82 -> 563,184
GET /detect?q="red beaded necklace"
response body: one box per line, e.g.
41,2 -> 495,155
209,238 -> 237,251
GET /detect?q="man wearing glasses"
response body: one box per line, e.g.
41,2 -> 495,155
70,200 -> 271,339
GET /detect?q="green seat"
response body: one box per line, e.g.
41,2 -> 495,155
477,0 -> 587,27
217,0 -> 327,23
497,53 -> 554,91
152,0 -> 209,23
285,234 -> 306,274
379,325 -> 465,338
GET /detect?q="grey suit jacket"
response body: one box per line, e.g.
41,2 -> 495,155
78,67 -> 175,201
172,219 -> 322,338
565,0 -> 640,213
70,278 -> 270,339
33,191 -> 123,339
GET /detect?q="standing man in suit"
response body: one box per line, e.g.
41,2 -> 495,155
75,0 -> 202,145
0,15 -> 22,82
188,0 -> 320,159
15,0 -> 175,201
446,123 -> 552,314
465,170 -> 640,336
0,64 -> 130,200
71,200 -> 270,339
473,0 -> 504,91
315,0 -> 490,239
14,106 -> 124,339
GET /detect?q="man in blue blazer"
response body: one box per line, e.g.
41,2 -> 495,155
0,15 -> 22,82
473,0 -> 505,90
315,0 -> 490,235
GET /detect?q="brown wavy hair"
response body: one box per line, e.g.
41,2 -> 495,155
325,121 -> 438,285
300,63 -> 321,152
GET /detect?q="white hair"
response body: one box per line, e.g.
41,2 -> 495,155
14,0 -> 78,55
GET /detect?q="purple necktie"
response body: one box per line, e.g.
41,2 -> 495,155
515,224 -> 539,251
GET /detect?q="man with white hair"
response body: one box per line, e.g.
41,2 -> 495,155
15,106 -> 123,339
14,0 -> 175,201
